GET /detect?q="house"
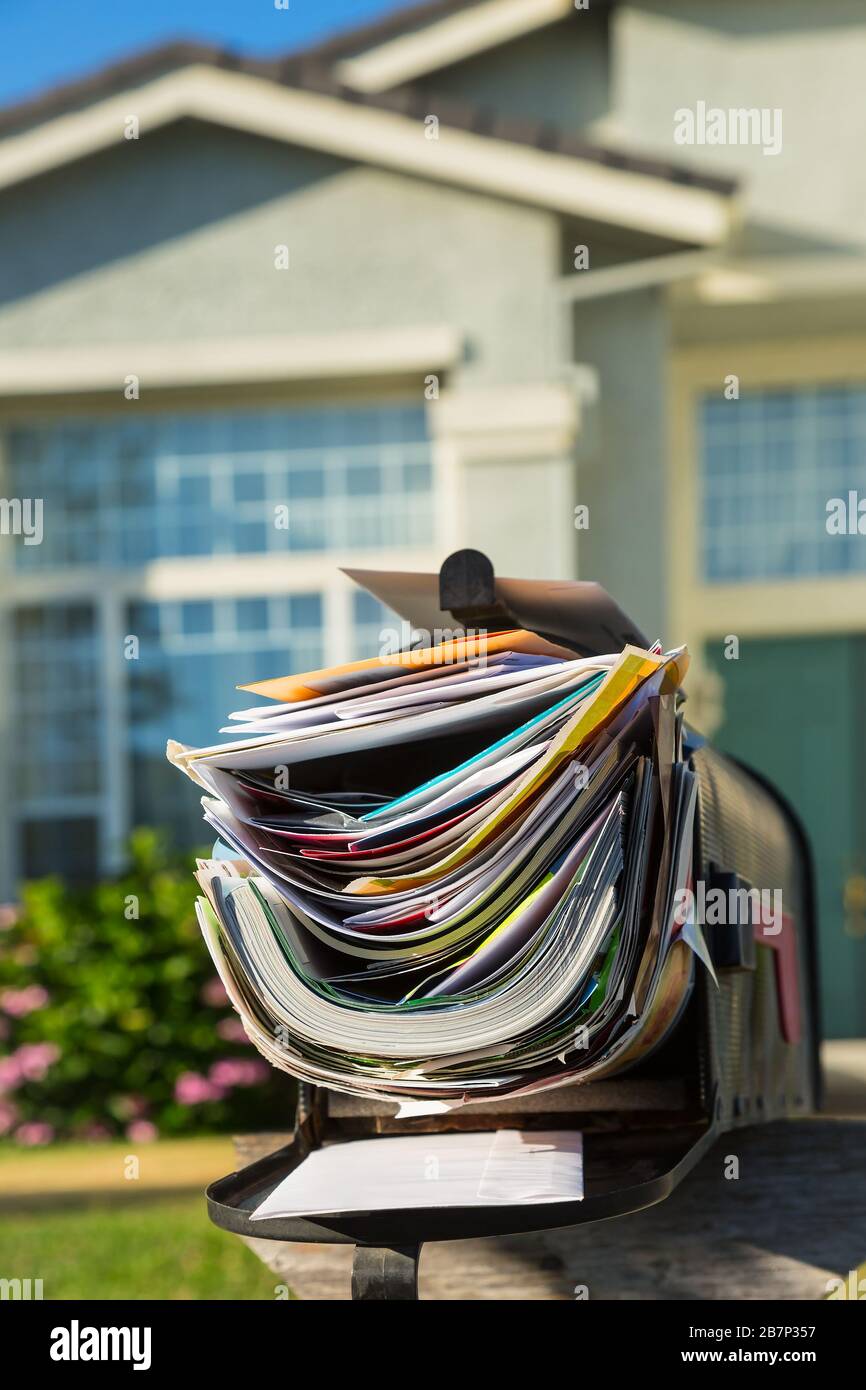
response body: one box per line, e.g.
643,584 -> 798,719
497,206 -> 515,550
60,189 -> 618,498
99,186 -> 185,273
0,0 -> 863,1033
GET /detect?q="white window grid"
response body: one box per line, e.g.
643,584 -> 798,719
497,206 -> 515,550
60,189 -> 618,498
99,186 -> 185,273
8,408 -> 435,569
700,386 -> 866,583
0,398 -> 450,891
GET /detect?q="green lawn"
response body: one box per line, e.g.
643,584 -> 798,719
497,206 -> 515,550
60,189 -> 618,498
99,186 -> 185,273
0,1195 -> 287,1299
0,1139 -> 292,1299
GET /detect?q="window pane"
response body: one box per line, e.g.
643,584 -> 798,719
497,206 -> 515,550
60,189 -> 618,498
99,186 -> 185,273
235,598 -> 269,632
10,603 -> 102,803
286,468 -> 325,499
127,593 -> 324,846
346,462 -> 382,496
180,601 -> 213,636
289,593 -> 323,629
20,817 -> 99,884
351,590 -> 401,661
5,403 -> 434,569
233,470 -> 266,503
699,384 -> 866,582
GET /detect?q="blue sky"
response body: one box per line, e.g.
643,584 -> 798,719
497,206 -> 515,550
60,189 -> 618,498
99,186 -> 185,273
0,0 -> 408,108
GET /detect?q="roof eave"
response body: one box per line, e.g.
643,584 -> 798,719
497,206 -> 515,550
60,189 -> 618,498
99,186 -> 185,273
0,63 -> 736,247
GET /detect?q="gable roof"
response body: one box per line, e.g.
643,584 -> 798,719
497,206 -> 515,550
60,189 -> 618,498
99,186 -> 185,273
288,0 -> 492,65
0,42 -> 735,247
297,0 -> 581,94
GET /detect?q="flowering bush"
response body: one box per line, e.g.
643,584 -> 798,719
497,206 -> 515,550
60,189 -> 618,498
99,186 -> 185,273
0,830 -> 291,1143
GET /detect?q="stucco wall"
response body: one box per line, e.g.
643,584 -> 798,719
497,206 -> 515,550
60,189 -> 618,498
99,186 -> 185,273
571,286 -> 670,644
422,1 -> 866,251
596,0 -> 866,251
409,14 -> 610,133
0,119 -> 561,388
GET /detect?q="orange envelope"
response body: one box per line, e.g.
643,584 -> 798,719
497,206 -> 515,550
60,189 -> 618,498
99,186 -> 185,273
237,629 -> 576,704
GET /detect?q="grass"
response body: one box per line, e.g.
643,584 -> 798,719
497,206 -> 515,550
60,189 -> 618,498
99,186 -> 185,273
0,1195 -> 284,1299
0,1138 -> 291,1299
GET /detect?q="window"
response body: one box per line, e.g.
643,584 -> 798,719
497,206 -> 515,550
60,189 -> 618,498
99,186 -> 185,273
11,604 -> 102,804
699,385 -> 866,582
127,595 -> 324,846
351,591 -> 402,660
20,816 -> 100,885
1,398 -> 439,889
7,402 -> 434,569
10,603 -> 103,882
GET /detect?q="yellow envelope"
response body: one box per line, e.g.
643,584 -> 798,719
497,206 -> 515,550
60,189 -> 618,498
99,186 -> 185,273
347,645 -> 687,896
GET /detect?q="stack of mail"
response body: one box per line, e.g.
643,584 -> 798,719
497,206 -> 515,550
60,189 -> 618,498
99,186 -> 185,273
168,574 -> 701,1109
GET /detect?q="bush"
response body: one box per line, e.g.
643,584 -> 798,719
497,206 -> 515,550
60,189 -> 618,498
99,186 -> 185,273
0,829 -> 292,1144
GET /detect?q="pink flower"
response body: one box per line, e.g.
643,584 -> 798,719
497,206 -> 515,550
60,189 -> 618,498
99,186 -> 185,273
0,904 -> 19,931
14,1042 -> 60,1082
0,1055 -> 19,1092
0,1099 -> 18,1134
14,1121 -> 54,1146
126,1119 -> 158,1143
216,1017 -> 247,1044
209,1058 -> 268,1089
201,978 -> 229,1007
174,1071 -> 226,1105
0,1043 -> 61,1094
0,986 -> 49,1017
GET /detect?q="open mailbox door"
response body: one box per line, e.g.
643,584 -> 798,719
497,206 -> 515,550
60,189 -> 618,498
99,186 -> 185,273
343,549 -> 650,657
202,552 -> 820,1300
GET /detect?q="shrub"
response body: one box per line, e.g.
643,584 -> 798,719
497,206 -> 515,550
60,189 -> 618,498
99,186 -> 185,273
0,829 -> 291,1143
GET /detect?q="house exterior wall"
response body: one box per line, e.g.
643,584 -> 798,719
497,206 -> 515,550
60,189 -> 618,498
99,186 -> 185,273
615,0 -> 866,1041
405,1 -> 866,251
0,120 -> 560,385
600,0 -> 866,249
408,15 -> 611,132
0,116 -> 584,895
571,285 -> 670,644
0,120 -> 579,580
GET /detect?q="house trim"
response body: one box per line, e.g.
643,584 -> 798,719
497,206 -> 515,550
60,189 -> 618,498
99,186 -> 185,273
0,326 -> 464,397
335,0 -> 575,94
0,64 -> 734,245
431,379 -> 593,460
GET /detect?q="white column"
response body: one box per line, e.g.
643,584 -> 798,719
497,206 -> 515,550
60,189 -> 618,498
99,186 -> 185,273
325,579 -> 353,667
429,379 -> 594,579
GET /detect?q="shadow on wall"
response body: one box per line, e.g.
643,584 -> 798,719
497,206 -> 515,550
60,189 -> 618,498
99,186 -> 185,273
0,119 -> 346,308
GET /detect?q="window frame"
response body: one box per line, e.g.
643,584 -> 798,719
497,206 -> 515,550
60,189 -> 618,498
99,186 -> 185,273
0,387 -> 452,893
670,335 -> 866,655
